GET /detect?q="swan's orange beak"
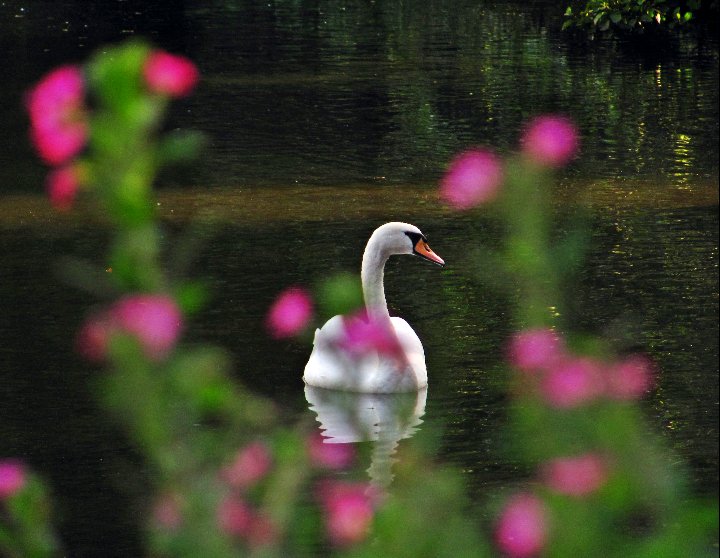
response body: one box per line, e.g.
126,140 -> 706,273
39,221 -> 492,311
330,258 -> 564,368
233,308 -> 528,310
413,239 -> 445,267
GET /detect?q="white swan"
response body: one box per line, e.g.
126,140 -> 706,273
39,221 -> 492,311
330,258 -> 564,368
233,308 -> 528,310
303,222 -> 444,393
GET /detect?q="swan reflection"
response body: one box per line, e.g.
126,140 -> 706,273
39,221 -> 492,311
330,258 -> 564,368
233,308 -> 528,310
304,385 -> 427,487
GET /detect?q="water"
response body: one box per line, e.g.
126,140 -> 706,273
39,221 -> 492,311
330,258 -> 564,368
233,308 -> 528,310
1,1 -> 718,555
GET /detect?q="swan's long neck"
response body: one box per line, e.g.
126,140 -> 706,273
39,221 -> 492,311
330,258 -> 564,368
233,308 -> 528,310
361,237 -> 391,323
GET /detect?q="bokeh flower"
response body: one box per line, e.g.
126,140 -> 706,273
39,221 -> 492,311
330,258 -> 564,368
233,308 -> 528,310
0,459 -> 27,499
46,164 -> 81,211
152,492 -> 184,531
340,310 -> 402,359
266,287 -> 314,339
541,453 -> 609,497
440,148 -> 503,209
495,493 -> 548,558
144,50 -> 199,98
221,441 -> 273,490
76,295 -> 183,362
26,65 -> 87,166
521,115 -> 579,167
217,496 -> 277,547
318,481 -> 377,547
307,432 -> 355,470
540,356 -> 604,408
507,328 -> 565,373
605,354 -> 655,400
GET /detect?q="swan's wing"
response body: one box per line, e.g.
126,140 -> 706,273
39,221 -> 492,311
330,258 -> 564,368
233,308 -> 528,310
390,317 -> 428,388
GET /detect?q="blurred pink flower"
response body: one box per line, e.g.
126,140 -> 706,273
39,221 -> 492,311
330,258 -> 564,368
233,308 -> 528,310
76,295 -> 183,362
144,50 -> 199,98
318,481 -> 376,547
540,357 -> 604,408
440,148 -> 503,209
217,496 -> 253,537
307,432 -> 355,470
26,65 -> 87,166
606,354 -> 655,400
340,310 -> 402,359
221,441 -> 273,490
46,165 -> 81,211
507,328 -> 565,373
521,115 -> 579,167
0,459 -> 27,499
495,493 -> 548,558
266,287 -> 313,339
541,453 -> 609,497
152,492 -> 184,531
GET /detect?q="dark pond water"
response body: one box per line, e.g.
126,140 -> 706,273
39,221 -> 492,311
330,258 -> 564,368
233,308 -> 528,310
1,1 -> 718,556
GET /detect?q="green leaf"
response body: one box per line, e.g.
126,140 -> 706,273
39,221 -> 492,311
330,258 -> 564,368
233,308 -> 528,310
610,11 -> 622,23
317,272 -> 363,318
158,130 -> 206,164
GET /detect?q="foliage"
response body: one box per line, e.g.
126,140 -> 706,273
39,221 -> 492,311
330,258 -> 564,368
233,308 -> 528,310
563,0 -> 716,36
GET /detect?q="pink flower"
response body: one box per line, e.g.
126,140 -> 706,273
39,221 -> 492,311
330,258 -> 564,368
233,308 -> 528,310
76,295 -> 183,362
540,357 -> 604,408
521,115 -> 579,167
495,493 -> 548,558
152,492 -> 184,531
507,328 -> 565,373
143,50 -> 199,98
307,433 -> 355,470
221,442 -> 273,490
318,481 -> 377,547
440,149 -> 503,209
217,496 -> 253,537
340,310 -> 402,359
541,453 -> 609,497
605,354 -> 655,400
0,459 -> 27,499
46,164 -> 81,211
266,287 -> 313,339
26,65 -> 87,166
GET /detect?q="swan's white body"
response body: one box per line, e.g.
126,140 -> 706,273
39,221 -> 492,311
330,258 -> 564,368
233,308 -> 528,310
303,222 -> 444,393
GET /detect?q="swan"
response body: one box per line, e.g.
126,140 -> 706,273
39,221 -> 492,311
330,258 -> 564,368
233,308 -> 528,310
303,222 -> 444,393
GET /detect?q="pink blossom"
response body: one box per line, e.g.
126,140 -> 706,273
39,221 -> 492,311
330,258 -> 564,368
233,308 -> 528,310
217,496 -> 253,537
318,481 -> 376,547
266,287 -> 313,339
541,453 -> 609,497
26,65 -> 87,166
440,148 -> 503,209
540,357 -> 604,408
521,115 -> 579,167
495,493 -> 548,558
0,459 -> 27,499
307,433 -> 355,469
143,50 -> 199,98
152,492 -> 184,531
46,165 -> 81,210
605,354 -> 655,400
507,328 -> 565,373
340,310 -> 402,359
221,442 -> 273,490
76,295 -> 183,362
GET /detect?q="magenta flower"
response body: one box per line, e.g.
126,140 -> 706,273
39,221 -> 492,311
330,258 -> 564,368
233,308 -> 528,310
217,496 -> 253,537
76,295 -> 183,362
143,50 -> 199,98
340,310 -> 402,359
307,432 -> 355,470
540,357 -> 604,409
541,453 -> 609,497
507,328 -> 565,373
46,164 -> 81,211
266,287 -> 314,339
605,354 -> 655,400
221,441 -> 273,490
495,493 -> 548,558
152,492 -> 184,531
521,115 -> 579,167
0,459 -> 27,499
318,481 -> 377,547
26,65 -> 87,166
440,148 -> 503,210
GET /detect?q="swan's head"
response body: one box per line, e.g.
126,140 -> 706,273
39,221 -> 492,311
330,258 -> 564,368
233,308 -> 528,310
369,222 -> 445,266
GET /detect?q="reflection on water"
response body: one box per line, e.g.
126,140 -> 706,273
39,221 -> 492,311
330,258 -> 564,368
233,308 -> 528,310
305,386 -> 427,487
